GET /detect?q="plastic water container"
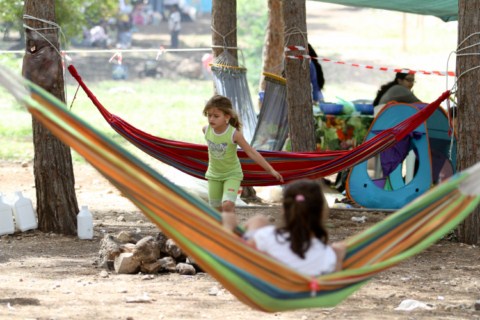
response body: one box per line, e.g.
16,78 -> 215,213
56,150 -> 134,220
0,194 -> 15,235
12,191 -> 38,232
77,205 -> 93,240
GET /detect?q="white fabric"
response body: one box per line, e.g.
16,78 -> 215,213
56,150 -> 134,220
168,11 -> 181,31
90,26 -> 107,43
252,225 -> 337,276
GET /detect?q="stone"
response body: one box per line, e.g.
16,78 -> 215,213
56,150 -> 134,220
133,236 -> 161,263
176,263 -> 196,275
140,261 -> 163,274
116,231 -> 137,243
158,256 -> 176,272
156,231 -> 169,252
165,238 -> 184,259
97,234 -> 122,268
474,300 -> 480,311
120,243 -> 136,253
114,252 -> 140,274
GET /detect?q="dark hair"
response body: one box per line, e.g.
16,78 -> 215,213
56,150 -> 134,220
276,179 -> 329,259
373,72 -> 411,106
308,44 -> 325,90
203,94 -> 242,130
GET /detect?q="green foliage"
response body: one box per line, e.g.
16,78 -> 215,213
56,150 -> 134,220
0,0 -> 23,22
237,0 -> 267,89
0,0 -> 118,42
55,0 -> 118,40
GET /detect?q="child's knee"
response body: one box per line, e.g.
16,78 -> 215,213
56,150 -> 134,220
221,201 -> 235,212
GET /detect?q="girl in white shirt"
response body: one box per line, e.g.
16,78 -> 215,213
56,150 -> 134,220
242,179 -> 346,276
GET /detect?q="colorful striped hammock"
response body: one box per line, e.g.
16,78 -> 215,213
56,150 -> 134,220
67,65 -> 450,186
1,67 -> 479,312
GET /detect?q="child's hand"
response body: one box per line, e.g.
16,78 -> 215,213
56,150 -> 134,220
271,170 -> 284,183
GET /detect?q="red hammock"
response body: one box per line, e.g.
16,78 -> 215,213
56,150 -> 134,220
68,65 -> 449,187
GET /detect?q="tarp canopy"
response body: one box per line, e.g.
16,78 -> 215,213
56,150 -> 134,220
313,0 -> 458,22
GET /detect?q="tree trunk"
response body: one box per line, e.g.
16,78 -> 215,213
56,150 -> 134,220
259,0 -> 284,94
23,0 -> 78,235
211,0 -> 237,62
282,0 -> 316,152
455,0 -> 480,245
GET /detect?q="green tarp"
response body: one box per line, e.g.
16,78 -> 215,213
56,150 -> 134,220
313,0 -> 457,22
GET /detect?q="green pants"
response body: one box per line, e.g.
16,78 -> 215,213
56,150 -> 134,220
207,179 -> 241,208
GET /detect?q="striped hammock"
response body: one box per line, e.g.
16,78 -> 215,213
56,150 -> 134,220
1,67 -> 479,312
67,65 -> 450,187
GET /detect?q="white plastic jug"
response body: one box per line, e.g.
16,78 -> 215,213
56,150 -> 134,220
0,194 -> 15,235
77,205 -> 93,240
12,191 -> 38,232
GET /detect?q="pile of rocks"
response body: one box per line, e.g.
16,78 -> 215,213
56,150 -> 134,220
97,230 -> 200,275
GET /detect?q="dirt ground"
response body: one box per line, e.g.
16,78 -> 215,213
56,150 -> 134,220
1,160 -> 479,320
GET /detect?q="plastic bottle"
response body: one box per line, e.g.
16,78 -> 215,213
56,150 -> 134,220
77,205 -> 93,240
12,191 -> 38,232
0,194 -> 15,235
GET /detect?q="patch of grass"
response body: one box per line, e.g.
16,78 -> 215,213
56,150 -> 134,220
68,77 -> 211,143
0,138 -> 34,160
0,77 -> 214,161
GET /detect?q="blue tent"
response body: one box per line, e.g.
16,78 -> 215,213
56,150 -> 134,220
346,102 -> 457,209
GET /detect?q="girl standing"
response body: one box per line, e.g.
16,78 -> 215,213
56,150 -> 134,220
202,95 -> 283,229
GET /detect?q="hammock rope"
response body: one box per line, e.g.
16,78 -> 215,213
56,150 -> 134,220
67,65 -> 450,187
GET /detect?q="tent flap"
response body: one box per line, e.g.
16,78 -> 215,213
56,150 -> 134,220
313,0 -> 457,22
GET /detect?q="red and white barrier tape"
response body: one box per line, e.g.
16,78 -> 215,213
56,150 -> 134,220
109,52 -> 123,65
284,45 -> 306,52
317,57 -> 455,76
285,50 -> 455,76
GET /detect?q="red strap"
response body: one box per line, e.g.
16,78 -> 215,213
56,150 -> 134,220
310,278 -> 320,297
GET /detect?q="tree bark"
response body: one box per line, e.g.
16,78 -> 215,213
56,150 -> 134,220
282,0 -> 316,152
455,0 -> 480,245
211,0 -> 237,62
259,0 -> 284,93
23,0 -> 78,235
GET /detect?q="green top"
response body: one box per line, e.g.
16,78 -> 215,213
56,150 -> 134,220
205,125 -> 243,181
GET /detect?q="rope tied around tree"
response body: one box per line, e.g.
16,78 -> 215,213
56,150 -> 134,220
284,27 -> 310,70
210,25 -> 246,70
444,31 -> 480,160
23,14 -> 67,59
